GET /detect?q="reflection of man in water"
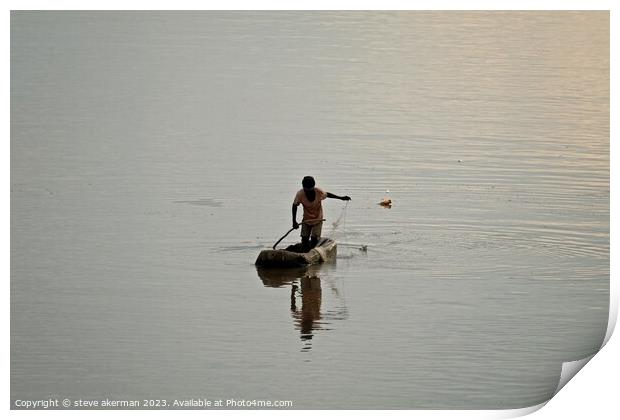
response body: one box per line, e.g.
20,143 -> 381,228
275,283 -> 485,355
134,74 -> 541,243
291,276 -> 322,350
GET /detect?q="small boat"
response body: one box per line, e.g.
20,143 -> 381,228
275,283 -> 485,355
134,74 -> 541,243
255,237 -> 337,268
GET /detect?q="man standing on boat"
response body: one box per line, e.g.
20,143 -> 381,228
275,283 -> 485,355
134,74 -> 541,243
292,176 -> 351,252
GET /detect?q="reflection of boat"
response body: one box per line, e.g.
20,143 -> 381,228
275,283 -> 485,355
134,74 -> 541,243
255,237 -> 337,268
256,265 -> 321,288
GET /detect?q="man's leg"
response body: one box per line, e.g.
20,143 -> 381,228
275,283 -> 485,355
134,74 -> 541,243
301,223 -> 311,252
309,222 -> 322,249
301,235 -> 310,252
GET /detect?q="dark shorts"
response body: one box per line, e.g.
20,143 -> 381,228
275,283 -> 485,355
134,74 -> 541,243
301,221 -> 322,238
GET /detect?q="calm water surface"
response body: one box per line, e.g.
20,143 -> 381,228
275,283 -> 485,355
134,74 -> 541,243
11,11 -> 609,409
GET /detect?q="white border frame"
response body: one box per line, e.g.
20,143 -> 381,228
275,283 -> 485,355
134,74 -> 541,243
4,1 -> 616,419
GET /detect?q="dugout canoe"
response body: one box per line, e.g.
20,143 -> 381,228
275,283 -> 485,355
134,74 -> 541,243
255,237 -> 337,268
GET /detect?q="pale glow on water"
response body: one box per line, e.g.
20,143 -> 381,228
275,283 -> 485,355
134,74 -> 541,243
11,11 -> 608,409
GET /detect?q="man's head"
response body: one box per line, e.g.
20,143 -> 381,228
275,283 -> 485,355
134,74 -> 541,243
302,176 -> 315,190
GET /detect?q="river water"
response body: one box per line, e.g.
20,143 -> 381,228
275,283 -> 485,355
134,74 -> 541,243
11,11 -> 609,409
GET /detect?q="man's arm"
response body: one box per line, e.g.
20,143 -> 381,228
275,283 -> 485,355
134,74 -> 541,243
292,204 -> 300,229
326,192 -> 351,201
